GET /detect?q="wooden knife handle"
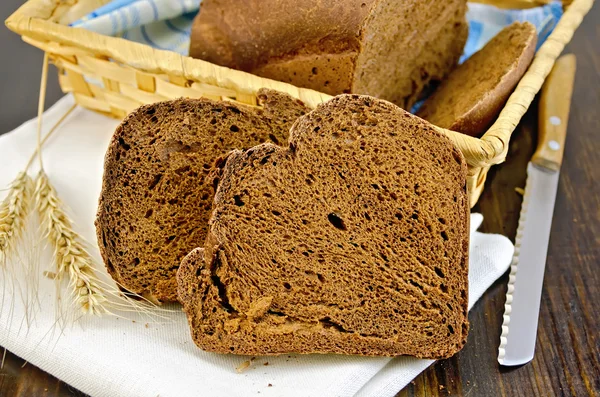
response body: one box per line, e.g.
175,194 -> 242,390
532,54 -> 577,171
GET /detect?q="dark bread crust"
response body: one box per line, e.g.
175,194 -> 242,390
417,22 -> 537,137
96,89 -> 308,302
189,0 -> 468,109
178,95 -> 470,358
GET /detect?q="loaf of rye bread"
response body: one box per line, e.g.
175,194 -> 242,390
189,0 -> 469,110
95,89 -> 309,302
417,22 -> 537,136
177,95 -> 470,358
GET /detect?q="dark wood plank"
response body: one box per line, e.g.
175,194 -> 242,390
0,350 -> 87,397
0,0 -> 63,133
1,1 -> 598,396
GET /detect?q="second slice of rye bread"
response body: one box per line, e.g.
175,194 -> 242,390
96,89 -> 309,302
417,22 -> 537,137
178,95 -> 470,358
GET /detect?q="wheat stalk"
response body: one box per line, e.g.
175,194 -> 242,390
0,172 -> 34,262
35,171 -> 108,316
3,54 -> 168,321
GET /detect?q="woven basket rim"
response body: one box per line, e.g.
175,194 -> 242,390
5,0 -> 595,171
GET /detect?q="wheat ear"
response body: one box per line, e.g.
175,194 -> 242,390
35,171 -> 108,316
0,172 -> 34,262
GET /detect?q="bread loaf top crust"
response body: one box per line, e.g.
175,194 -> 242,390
190,0 -> 468,109
190,0 -> 374,71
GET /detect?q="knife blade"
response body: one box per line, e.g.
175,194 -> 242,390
497,54 -> 577,366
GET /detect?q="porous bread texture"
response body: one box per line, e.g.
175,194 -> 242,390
417,22 -> 538,136
95,89 -> 309,302
178,94 -> 470,358
189,0 -> 469,110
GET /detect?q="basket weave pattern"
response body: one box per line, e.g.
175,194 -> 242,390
5,0 -> 594,207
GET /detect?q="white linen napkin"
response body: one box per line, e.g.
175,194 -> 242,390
0,95 -> 514,397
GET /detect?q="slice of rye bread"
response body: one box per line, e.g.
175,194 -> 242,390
95,89 -> 309,302
417,22 -> 537,137
177,94 -> 470,358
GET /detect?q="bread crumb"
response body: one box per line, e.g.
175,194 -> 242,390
263,362 -> 269,366
236,357 -> 255,373
43,271 -> 57,280
515,187 -> 525,196
145,323 -> 149,328
268,384 -> 272,387
237,361 -> 251,373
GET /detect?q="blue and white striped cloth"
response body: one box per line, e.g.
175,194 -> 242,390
72,0 -> 563,59
72,0 -> 201,55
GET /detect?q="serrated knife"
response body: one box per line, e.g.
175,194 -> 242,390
497,54 -> 577,366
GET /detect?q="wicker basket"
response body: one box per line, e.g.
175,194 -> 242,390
5,0 -> 593,207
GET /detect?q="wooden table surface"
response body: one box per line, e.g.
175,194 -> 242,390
1,1 -> 598,396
